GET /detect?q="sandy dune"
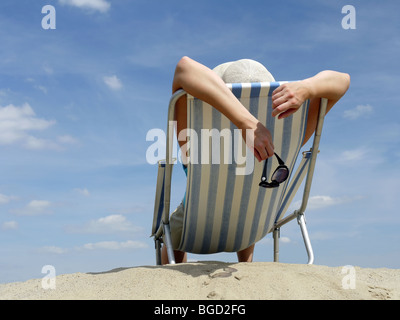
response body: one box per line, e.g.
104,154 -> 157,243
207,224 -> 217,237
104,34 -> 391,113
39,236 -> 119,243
1,261 -> 399,300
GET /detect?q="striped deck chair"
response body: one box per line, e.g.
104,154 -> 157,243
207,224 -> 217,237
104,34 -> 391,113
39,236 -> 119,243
151,82 -> 328,265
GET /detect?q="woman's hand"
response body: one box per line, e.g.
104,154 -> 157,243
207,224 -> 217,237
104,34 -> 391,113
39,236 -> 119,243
271,81 -> 311,119
239,116 -> 274,162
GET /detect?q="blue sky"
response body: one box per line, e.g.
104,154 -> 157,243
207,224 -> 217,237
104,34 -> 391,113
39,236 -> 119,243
0,0 -> 399,284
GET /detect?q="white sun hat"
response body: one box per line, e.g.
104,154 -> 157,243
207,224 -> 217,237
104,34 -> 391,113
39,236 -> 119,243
213,59 -> 275,83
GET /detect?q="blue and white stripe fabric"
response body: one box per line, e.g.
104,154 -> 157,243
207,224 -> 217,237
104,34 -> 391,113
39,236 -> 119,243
178,82 -> 309,254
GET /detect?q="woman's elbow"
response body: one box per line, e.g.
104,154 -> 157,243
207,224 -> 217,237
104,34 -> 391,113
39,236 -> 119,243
342,72 -> 351,95
175,56 -> 194,74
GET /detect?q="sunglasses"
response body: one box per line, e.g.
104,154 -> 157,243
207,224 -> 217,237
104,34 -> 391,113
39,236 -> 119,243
259,153 -> 289,188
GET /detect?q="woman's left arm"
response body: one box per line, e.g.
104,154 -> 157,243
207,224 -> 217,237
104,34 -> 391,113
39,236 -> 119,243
271,70 -> 351,119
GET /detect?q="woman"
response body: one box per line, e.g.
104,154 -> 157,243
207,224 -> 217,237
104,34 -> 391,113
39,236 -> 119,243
162,56 -> 350,264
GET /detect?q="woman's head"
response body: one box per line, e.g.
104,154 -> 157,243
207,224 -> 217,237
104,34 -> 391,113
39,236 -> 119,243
213,59 -> 275,83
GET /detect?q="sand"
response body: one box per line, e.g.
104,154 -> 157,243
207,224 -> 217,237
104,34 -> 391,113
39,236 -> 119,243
1,261 -> 399,300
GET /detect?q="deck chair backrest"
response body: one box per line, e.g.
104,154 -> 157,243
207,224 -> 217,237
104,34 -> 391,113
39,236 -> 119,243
178,82 -> 310,254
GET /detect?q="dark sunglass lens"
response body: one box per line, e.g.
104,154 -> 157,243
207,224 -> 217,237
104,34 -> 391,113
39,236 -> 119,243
272,167 -> 289,183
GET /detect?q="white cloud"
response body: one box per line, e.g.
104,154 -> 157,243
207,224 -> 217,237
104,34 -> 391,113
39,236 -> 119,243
103,75 -> 123,90
58,135 -> 79,145
58,0 -> 111,13
343,104 -> 373,120
290,195 -> 363,211
0,88 -> 10,97
0,103 -> 54,132
23,136 -> 60,151
67,214 -> 142,234
28,200 -> 51,210
341,148 -> 369,162
43,65 -> 54,75
280,236 -> 291,243
74,188 -> 90,197
1,221 -> 18,230
257,236 -> 291,246
38,240 -> 148,255
0,103 -> 59,150
13,200 -> 52,216
39,246 -> 69,254
307,195 -> 346,210
328,146 -> 385,167
0,193 -> 16,204
34,85 -> 48,94
0,104 -> 76,151
81,240 -> 148,250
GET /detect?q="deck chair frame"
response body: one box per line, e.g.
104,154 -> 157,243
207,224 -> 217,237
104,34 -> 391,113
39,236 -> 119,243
152,84 -> 328,265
